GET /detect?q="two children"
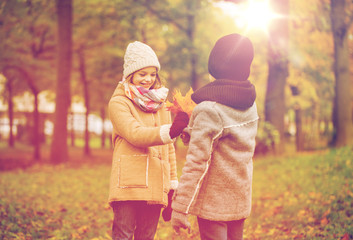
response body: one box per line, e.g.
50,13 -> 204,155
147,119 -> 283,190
108,33 -> 258,240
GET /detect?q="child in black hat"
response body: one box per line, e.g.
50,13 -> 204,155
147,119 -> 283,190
171,33 -> 259,240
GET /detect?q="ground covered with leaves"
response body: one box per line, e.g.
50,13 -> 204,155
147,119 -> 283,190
0,146 -> 352,239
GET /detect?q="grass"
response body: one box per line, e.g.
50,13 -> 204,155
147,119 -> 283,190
0,141 -> 352,239
247,147 -> 353,239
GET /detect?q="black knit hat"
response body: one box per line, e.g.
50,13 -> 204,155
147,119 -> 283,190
208,33 -> 254,81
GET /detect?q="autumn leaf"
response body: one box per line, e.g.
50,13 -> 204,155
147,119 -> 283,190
341,233 -> 350,240
322,209 -> 331,218
166,88 -> 197,116
78,225 -> 89,234
320,217 -> 329,226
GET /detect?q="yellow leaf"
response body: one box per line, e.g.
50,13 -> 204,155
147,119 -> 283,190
166,88 -> 197,116
306,226 -> 314,236
320,217 -> 329,226
348,190 -> 353,198
322,209 -> 331,217
78,225 -> 89,234
297,209 -> 306,218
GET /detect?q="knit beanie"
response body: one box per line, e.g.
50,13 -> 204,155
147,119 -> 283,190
208,34 -> 254,81
123,41 -> 161,78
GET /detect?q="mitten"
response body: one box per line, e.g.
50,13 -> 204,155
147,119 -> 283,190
162,189 -> 174,221
171,210 -> 191,233
180,132 -> 190,145
169,112 -> 189,139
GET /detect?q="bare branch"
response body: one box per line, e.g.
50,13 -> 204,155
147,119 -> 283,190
2,65 -> 38,94
138,0 -> 187,32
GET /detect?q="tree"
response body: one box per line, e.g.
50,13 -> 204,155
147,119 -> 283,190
3,66 -> 41,159
89,56 -> 121,149
288,0 -> 335,150
77,49 -> 91,156
0,0 -> 56,159
72,0 -> 125,153
138,0 -> 205,90
2,72 -> 15,147
50,0 -> 72,163
264,0 -> 289,152
330,0 -> 353,147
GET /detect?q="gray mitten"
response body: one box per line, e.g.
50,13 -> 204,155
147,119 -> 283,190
171,210 -> 191,233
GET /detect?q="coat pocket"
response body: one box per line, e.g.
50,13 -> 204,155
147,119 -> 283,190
119,154 -> 149,188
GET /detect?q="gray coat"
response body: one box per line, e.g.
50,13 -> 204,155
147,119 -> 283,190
172,101 -> 258,221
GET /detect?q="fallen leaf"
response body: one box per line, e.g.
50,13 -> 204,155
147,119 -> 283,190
341,233 -> 349,240
320,217 -> 329,226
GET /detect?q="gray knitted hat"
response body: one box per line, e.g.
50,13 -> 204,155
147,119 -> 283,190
123,41 -> 161,78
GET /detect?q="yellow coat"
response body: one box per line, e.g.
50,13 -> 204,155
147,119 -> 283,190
108,83 -> 177,207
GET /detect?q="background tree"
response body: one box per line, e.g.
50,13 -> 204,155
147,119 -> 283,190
71,0 -> 127,154
289,0 -> 334,150
138,0 -> 211,90
264,0 -> 289,152
0,0 -> 56,159
1,71 -> 16,148
3,66 -> 41,159
50,0 -> 72,163
1,0 -> 352,156
330,0 -> 353,147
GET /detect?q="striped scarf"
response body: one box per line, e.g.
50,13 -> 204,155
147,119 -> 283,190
123,81 -> 169,112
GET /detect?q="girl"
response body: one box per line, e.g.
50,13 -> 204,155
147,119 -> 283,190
108,41 -> 188,240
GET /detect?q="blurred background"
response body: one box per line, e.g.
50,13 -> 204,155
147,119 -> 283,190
1,1 -> 353,239
0,0 -> 352,162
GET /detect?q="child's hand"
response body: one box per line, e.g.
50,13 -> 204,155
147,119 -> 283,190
180,132 -> 190,145
169,112 -> 189,139
162,189 -> 174,221
171,211 -> 191,234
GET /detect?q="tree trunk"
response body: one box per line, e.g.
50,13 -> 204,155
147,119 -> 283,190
78,50 -> 91,156
100,107 -> 106,149
264,0 -> 289,153
295,106 -> 304,151
33,92 -> 40,160
330,0 -> 353,147
6,76 -> 14,148
311,102 -> 320,149
186,0 -> 199,90
110,132 -> 113,149
3,65 -> 40,156
50,0 -> 72,163
69,111 -> 75,147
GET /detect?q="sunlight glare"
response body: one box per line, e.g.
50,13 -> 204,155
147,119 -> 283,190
215,0 -> 278,33
244,0 -> 273,30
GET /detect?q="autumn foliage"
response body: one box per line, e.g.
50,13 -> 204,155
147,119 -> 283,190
166,88 -> 197,116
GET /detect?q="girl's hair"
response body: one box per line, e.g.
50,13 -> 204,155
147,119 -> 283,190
126,69 -> 163,89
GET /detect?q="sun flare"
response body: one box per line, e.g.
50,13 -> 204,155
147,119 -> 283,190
215,0 -> 279,33
244,0 -> 274,30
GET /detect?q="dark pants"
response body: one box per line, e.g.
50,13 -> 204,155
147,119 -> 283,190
197,217 -> 245,240
111,201 -> 162,240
